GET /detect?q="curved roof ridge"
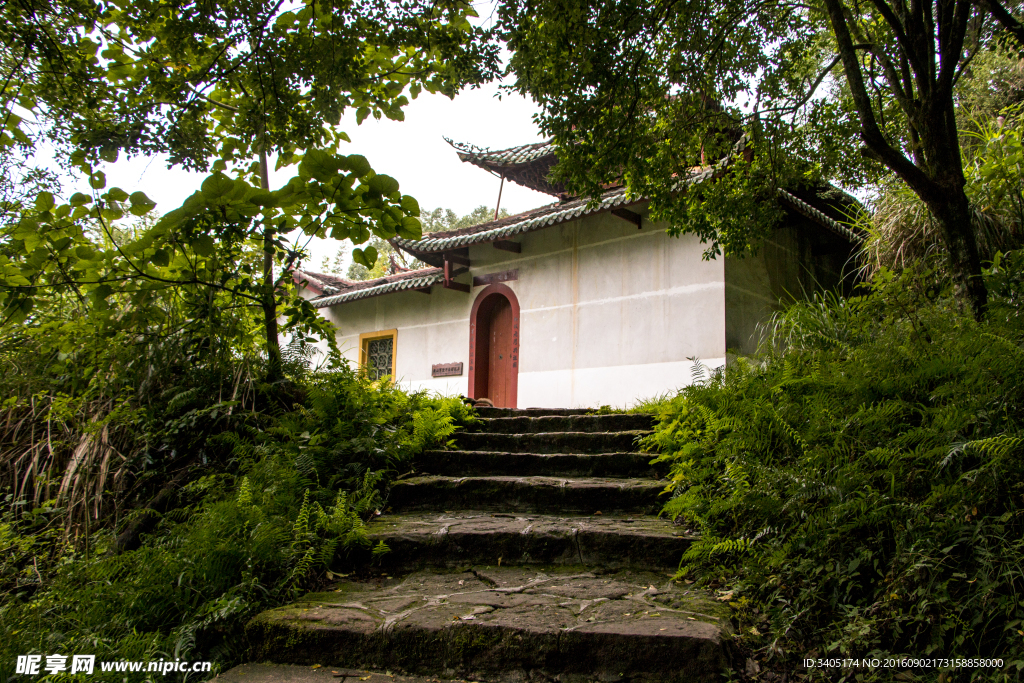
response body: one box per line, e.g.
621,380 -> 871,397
395,185 -> 634,256
445,137 -> 555,167
301,266 -> 445,308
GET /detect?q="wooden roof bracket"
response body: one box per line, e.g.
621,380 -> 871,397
493,240 -> 521,253
611,208 -> 643,229
443,256 -> 470,293
445,249 -> 471,267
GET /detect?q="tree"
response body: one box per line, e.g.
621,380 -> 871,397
1,0 -> 498,378
500,0 -> 1024,319
421,205 -> 511,232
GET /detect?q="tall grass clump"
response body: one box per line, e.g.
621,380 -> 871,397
862,105 -> 1024,278
644,258 -> 1024,681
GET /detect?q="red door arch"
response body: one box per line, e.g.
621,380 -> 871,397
468,283 -> 520,408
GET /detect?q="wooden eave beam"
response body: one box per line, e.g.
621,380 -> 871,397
611,208 -> 643,229
492,240 -> 521,253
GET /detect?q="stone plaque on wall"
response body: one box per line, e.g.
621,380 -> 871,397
472,269 -> 518,288
432,362 -> 463,377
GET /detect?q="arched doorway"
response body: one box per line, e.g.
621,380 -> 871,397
468,283 -> 520,408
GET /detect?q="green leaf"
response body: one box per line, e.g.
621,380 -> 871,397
105,187 -> 130,203
69,193 -> 92,206
200,173 -> 237,201
249,191 -> 278,208
129,191 -> 157,216
397,216 -> 422,240
368,174 -> 400,195
99,147 -> 119,163
101,207 -> 124,222
193,234 -> 216,257
352,246 -> 378,269
299,149 -> 340,182
356,107 -> 370,124
75,245 -> 96,260
150,248 -> 170,267
346,155 -> 371,177
77,38 -> 99,55
34,192 -> 55,211
400,195 -> 420,216
89,171 -> 106,189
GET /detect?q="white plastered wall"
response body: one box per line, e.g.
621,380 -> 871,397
316,206 -> 728,408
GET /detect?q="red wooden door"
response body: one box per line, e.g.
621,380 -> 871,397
487,297 -> 514,408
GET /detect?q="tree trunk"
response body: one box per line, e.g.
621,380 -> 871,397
821,0 -> 989,320
922,182 -> 988,320
259,144 -> 283,382
913,98 -> 988,321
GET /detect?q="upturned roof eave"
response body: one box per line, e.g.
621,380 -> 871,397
301,268 -> 445,308
394,185 -> 643,258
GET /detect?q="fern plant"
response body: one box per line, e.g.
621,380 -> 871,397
643,262 -> 1024,680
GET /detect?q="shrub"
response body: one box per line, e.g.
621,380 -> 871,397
644,260 -> 1024,681
0,364 -> 469,682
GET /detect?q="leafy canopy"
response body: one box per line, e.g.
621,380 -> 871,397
500,0 -> 1024,317
1,0 -> 499,374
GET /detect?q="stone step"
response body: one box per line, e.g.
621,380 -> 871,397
248,566 -> 731,683
474,414 -> 654,434
453,430 -> 649,454
220,664 -> 478,683
362,512 -> 694,571
474,407 -> 597,418
417,450 -> 663,478
388,475 -> 664,514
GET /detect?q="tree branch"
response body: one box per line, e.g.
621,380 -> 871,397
94,206 -> 262,302
868,0 -> 928,77
821,0 -> 934,192
936,0 -> 972,96
977,0 -> 1024,47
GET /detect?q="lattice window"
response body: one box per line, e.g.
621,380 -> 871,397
365,337 -> 394,380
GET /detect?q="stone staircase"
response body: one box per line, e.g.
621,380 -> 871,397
247,408 -> 733,683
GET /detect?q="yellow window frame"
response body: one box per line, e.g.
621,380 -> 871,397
359,329 -> 397,379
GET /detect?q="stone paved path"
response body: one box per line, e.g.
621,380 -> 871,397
243,408 -> 732,682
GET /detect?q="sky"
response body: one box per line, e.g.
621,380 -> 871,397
63,81 -> 554,272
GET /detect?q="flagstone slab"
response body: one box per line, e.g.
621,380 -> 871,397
415,451 -> 662,479
248,567 -> 732,683
452,432 -> 649,455
217,662 -> 478,683
475,415 -> 654,435
364,512 -> 693,570
388,476 -> 663,514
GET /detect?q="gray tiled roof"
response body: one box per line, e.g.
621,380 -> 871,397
777,189 -> 863,243
309,134 -> 860,308
298,268 -> 444,308
448,139 -> 555,167
393,185 -> 637,254
398,133 -> 860,256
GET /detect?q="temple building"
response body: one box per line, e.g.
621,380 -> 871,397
292,138 -> 860,408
